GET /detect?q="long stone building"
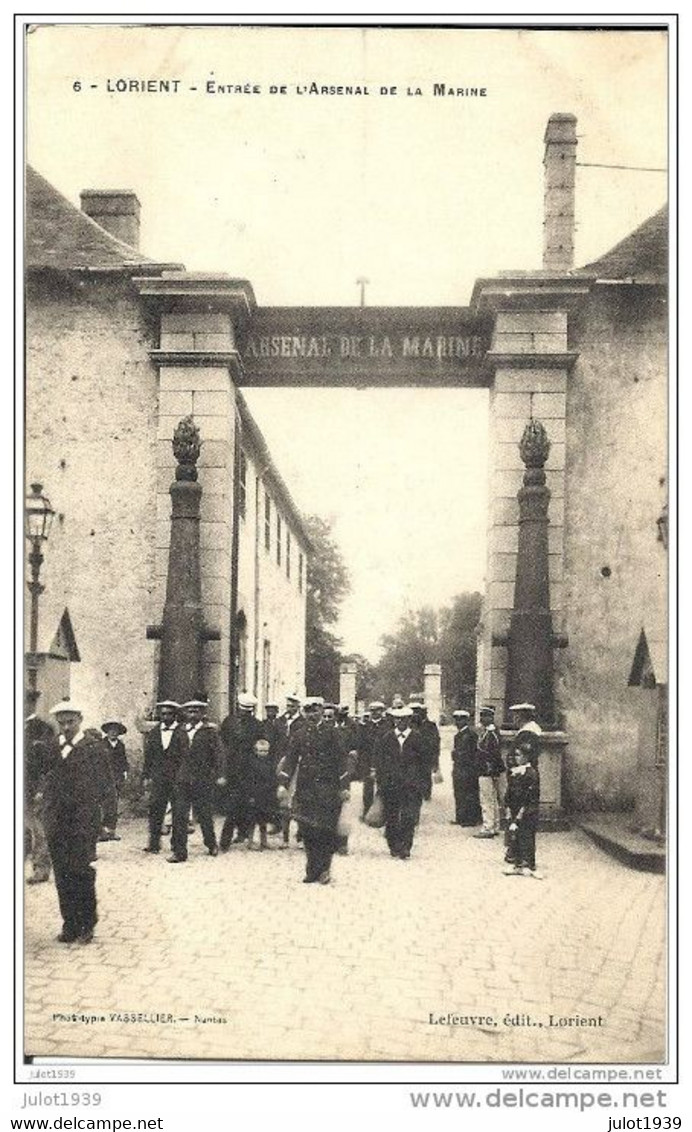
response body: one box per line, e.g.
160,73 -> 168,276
25,168 -> 309,730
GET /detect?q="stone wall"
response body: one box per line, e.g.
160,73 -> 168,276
25,272 -> 159,737
562,285 -> 667,810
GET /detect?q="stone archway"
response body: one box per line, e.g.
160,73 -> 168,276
144,115 -> 581,821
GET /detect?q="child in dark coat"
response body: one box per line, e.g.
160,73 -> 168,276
503,746 -> 542,879
246,738 -> 276,850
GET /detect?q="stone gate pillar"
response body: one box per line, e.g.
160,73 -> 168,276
424,663 -> 442,724
339,662 -> 357,714
472,277 -> 586,725
135,273 -> 255,721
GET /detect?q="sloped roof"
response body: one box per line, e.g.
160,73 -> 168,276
628,625 -> 667,686
25,599 -> 81,660
26,165 -> 179,273
577,205 -> 668,282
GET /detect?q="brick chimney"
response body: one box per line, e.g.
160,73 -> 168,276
543,113 -> 577,271
80,189 -> 141,249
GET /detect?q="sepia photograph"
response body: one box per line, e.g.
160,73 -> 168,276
19,18 -> 672,1074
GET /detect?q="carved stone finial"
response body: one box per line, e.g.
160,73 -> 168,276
172,416 -> 201,481
519,418 -> 551,469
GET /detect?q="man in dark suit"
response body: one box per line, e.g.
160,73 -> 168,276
277,697 -> 350,884
141,700 -> 185,854
279,693 -> 304,742
168,698 -> 222,862
43,701 -> 102,944
357,700 -> 389,820
335,705 -> 359,777
263,701 -> 284,834
218,692 -> 265,849
374,706 -> 429,859
410,703 -> 441,801
263,701 -> 283,750
273,695 -> 307,847
99,719 -> 130,841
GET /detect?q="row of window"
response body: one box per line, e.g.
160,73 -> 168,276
238,450 -> 304,592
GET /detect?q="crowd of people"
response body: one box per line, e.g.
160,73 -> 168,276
24,689 -> 543,945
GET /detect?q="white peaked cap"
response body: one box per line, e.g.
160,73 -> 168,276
50,699 -> 83,716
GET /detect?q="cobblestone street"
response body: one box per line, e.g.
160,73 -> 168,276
24,743 -> 666,1064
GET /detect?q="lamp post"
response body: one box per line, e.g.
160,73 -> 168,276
24,482 -> 55,701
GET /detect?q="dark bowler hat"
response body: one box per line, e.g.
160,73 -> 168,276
101,719 -> 127,735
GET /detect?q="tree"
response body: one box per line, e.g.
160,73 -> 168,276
438,592 -> 483,709
304,515 -> 350,699
375,606 -> 439,706
372,593 -> 482,711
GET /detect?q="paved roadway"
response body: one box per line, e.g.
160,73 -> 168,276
24,739 -> 666,1064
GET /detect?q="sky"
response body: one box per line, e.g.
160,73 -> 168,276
25,21 -> 669,658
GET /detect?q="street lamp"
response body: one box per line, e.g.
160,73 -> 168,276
25,482 -> 55,701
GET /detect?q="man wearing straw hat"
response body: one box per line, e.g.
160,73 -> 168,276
474,705 -> 505,839
44,701 -> 102,944
373,705 -> 428,860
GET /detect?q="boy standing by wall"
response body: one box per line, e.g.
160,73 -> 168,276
503,743 -> 542,879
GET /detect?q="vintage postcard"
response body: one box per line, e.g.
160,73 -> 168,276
19,18 -> 673,1079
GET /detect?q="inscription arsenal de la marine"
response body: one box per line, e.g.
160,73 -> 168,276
244,334 -> 486,361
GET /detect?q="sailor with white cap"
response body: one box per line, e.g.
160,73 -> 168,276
474,705 -> 505,839
450,710 -> 481,827
508,703 -> 542,770
280,693 -> 304,740
277,695 -> 350,884
141,700 -> 185,854
238,691 -> 258,712
264,700 -> 280,724
272,695 -> 306,847
168,697 -> 221,862
43,701 -> 103,943
504,704 -> 543,878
